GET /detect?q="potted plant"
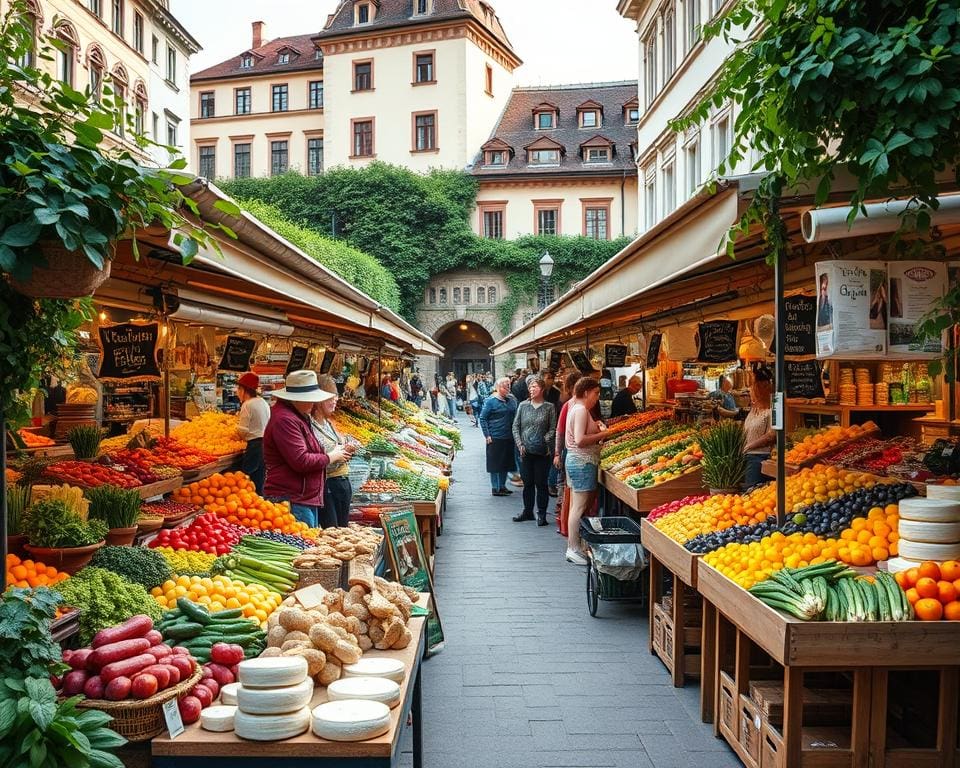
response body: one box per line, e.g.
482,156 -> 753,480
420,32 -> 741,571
700,421 -> 747,495
67,425 -> 103,460
21,498 -> 108,573
85,484 -> 142,546
5,481 -> 31,557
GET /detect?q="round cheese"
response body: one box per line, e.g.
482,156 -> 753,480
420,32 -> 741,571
327,677 -> 401,709
238,657 -> 308,689
897,538 -> 960,563
311,700 -> 391,742
342,658 -> 405,683
898,498 -> 960,523
234,706 -> 311,741
200,706 -> 236,732
898,519 -> 960,544
237,679 -> 314,715
924,483 -> 960,501
220,682 -> 240,706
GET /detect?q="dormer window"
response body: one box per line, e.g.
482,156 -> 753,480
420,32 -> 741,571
529,149 -> 559,166
278,52 -> 289,64
240,54 -> 253,69
485,150 -> 506,167
586,147 -> 610,163
536,112 -> 554,129
580,135 -> 614,164
314,48 -> 323,61
623,98 -> 640,124
532,102 -> 559,131
356,2 -> 371,24
628,108 -> 640,122
580,110 -> 598,128
414,0 -> 430,14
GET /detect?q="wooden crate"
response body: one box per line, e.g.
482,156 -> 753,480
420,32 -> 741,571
749,681 -> 852,727
600,468 -> 704,513
760,721 -> 783,768
739,694 -> 762,767
641,518 -> 700,587
719,671 -> 738,745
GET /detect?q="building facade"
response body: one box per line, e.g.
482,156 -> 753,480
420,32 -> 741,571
5,0 -> 198,165
618,0 -> 754,232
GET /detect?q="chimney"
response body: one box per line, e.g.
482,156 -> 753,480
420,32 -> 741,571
251,20 -> 266,50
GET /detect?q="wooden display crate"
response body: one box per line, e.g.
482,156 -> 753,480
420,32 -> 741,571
600,467 -> 704,513
641,519 -> 700,587
761,424 -> 882,478
136,475 -> 183,500
181,453 -> 240,481
412,490 -> 443,564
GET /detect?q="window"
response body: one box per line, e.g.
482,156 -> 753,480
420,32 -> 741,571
112,0 -> 123,36
529,149 -> 559,166
271,84 -> 288,112
714,114 -> 730,171
583,200 -> 611,240
89,56 -> 104,102
488,286 -> 497,303
353,61 -> 372,90
662,157 -> 676,215
166,119 -> 178,147
439,287 -> 447,305
664,9 -> 676,81
314,48 -> 323,62
309,80 -> 324,109
151,35 -> 158,64
710,0 -> 723,16
307,137 -> 324,175
413,112 -> 436,152
644,164 -> 657,228
463,287 -> 470,304
356,3 -> 370,24
428,287 -> 437,304
628,107 -> 640,123
415,0 -> 429,14
271,140 -> 289,175
644,28 -> 658,107
199,91 -> 215,119
234,143 -> 251,178
240,54 -> 253,69
89,0 -> 101,16
55,26 -> 76,86
352,119 -> 374,157
536,112 -> 554,129
453,288 -> 461,304
151,111 -> 158,140
133,12 -> 143,53
414,52 -> 434,83
685,138 -> 700,194
484,150 -> 507,167
278,52 -> 289,64
536,208 -> 558,236
198,146 -> 216,179
111,67 -> 128,137
16,8 -> 37,69
586,147 -> 610,163
477,287 -> 485,304
580,110 -> 598,128
685,0 -> 701,51
235,87 -> 251,115
165,44 -> 176,85
484,64 -> 493,95
481,208 -> 504,239
134,97 -> 145,135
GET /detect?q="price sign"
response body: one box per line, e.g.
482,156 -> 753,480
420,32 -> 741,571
548,350 -> 564,372
568,349 -> 594,374
162,698 -> 185,739
696,320 -> 739,363
319,349 -> 336,374
285,346 -> 309,375
645,333 -> 662,369
604,343 -> 628,368
781,292 -> 816,357
784,360 -> 826,400
96,322 -> 161,382
217,336 -> 256,372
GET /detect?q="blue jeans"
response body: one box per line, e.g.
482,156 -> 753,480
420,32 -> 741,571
744,453 -> 770,490
446,398 -> 456,419
489,471 -> 508,491
290,503 -> 319,528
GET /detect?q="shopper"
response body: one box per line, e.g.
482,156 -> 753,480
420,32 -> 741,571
743,367 -> 775,490
512,376 -> 557,525
409,371 -> 424,407
311,374 -> 356,528
511,369 -> 530,403
465,374 -> 481,427
553,371 -> 583,527
479,376 -> 518,496
444,373 -> 458,419
542,370 -> 561,408
711,376 -> 739,418
610,374 -> 641,418
564,377 -> 606,565
264,370 -> 348,528
235,372 -> 271,494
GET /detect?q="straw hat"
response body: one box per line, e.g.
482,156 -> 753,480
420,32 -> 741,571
271,370 -> 335,403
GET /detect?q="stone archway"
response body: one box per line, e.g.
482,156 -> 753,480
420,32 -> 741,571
434,320 -> 497,383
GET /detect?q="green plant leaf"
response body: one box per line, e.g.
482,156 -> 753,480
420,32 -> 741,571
0,219 -> 42,247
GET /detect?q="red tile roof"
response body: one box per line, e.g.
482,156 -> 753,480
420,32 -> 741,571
192,33 -> 323,82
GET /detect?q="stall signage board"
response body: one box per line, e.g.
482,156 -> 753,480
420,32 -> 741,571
218,336 -> 256,372
548,350 -> 564,372
96,322 -> 161,382
815,261 -> 888,358
527,353 -> 541,373
604,344 -> 628,368
784,360 -> 826,400
696,321 -> 739,363
569,349 -> 594,374
285,346 -> 309,374
319,349 -> 336,374
887,261 -> 946,358
646,333 -> 663,369
781,291 -> 817,358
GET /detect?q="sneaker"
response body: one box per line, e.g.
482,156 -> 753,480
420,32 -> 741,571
492,489 -> 507,497
565,549 -> 588,565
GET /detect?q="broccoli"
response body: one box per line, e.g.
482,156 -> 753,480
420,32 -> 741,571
58,567 -> 163,645
89,546 -> 173,589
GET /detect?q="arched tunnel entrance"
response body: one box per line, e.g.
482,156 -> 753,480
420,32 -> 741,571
435,321 -> 496,383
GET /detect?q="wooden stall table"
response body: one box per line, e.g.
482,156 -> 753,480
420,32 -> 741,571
600,468 -> 704,517
696,561 -> 960,768
153,616 -> 427,768
412,492 -> 443,565
181,453 -> 241,482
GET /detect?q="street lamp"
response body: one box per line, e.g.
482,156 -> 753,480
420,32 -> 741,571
538,251 -> 554,311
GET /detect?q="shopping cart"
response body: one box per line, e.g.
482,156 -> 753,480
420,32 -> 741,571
579,516 -> 647,617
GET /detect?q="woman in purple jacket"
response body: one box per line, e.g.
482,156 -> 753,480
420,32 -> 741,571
263,370 -> 351,528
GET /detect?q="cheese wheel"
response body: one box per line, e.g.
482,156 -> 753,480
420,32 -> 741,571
237,679 -> 314,715
898,519 -> 960,544
897,538 -> 960,563
342,658 -> 405,683
327,677 -> 401,709
220,682 -> 240,706
898,498 -> 960,523
924,483 -> 960,501
200,706 -> 236,732
234,706 -> 311,741
311,700 -> 391,742
238,657 -> 308,689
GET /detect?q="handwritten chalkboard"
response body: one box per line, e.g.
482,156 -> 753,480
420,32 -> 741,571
781,292 -> 816,357
97,322 -> 161,381
218,336 -> 256,372
604,343 -> 628,368
548,350 -> 564,372
285,346 -> 309,375
646,333 -> 662,369
319,349 -> 336,374
696,320 -> 739,363
785,360 -> 825,400
569,349 -> 594,374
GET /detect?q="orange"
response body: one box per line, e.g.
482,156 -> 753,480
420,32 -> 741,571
917,561 -> 941,581
903,567 -> 920,588
915,577 -> 939,599
914,598 -> 944,621
894,571 -> 908,588
937,580 -> 957,605
905,587 -> 920,605
943,601 -> 960,621
940,560 -> 960,582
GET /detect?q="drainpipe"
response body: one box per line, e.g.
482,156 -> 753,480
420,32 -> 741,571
620,170 -> 627,236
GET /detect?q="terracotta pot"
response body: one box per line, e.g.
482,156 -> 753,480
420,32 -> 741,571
6,534 -> 29,559
10,242 -> 111,299
106,526 -> 138,546
23,541 -> 105,575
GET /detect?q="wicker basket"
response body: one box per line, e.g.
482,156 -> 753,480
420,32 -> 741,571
296,561 -> 343,591
75,665 -> 203,742
11,242 -> 112,299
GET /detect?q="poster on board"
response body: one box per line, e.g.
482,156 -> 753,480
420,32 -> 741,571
695,320 -> 739,363
97,322 -> 162,381
887,261 -> 946,358
218,336 -> 257,372
285,346 -> 309,375
784,360 -> 826,400
604,344 -> 628,368
815,261 -> 888,358
781,291 -> 817,358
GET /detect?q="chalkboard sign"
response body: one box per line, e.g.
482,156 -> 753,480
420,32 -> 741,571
569,349 -> 594,374
319,349 -> 336,374
285,346 -> 309,375
604,343 -> 628,368
696,320 -> 739,363
781,292 -> 816,357
97,322 -> 161,381
548,350 -> 564,372
218,336 -> 256,372
646,333 -> 662,369
785,360 -> 826,400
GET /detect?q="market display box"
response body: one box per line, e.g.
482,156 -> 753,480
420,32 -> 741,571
640,518 -> 700,587
601,468 -> 705,514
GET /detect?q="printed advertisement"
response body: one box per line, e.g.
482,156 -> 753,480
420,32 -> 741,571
887,261 -> 946,357
815,261 -> 887,358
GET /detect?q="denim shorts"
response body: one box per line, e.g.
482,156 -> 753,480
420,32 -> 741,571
564,455 -> 598,492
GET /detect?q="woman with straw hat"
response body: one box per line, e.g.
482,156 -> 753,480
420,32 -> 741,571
263,370 -> 349,528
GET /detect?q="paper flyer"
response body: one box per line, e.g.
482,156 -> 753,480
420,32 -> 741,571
887,261 -> 946,357
815,261 -> 887,358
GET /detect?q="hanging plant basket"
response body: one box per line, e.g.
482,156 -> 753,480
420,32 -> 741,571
11,242 -> 111,299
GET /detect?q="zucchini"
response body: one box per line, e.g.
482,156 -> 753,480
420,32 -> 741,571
880,572 -> 906,621
844,579 -> 863,622
164,622 -> 205,640
208,621 -> 261,635
858,580 -> 877,621
874,578 -> 891,622
208,608 -> 245,621
177,598 -> 212,624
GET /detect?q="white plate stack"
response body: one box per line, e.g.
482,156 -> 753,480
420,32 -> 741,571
233,657 -> 314,741
887,495 -> 960,572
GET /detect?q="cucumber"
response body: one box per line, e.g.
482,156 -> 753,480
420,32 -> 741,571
208,621 -> 261,635
177,598 -> 212,624
858,581 -> 877,621
836,583 -> 849,621
846,580 -> 864,621
874,578 -> 891,622
208,608 -> 244,621
164,622 -> 205,640
881,573 -> 906,621
838,580 -> 856,621
181,636 -> 219,649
